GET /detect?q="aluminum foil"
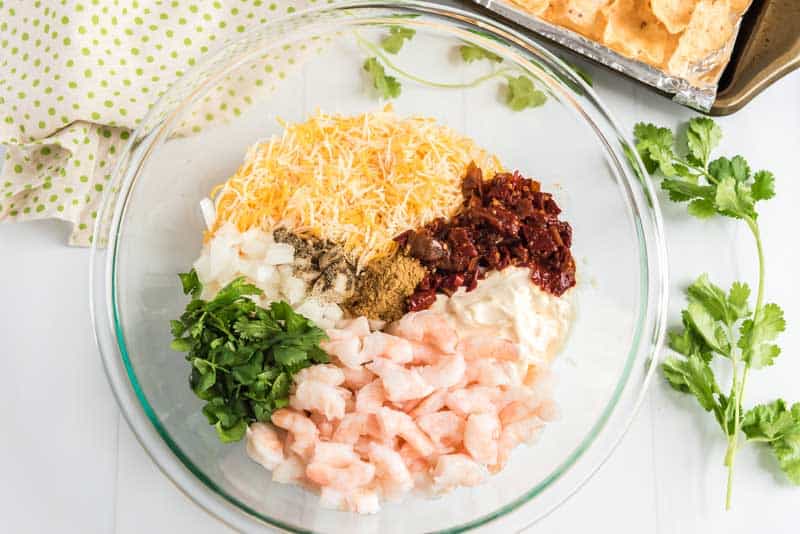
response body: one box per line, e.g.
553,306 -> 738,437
473,0 -> 746,111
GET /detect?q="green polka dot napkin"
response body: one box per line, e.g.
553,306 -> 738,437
0,0 -> 325,245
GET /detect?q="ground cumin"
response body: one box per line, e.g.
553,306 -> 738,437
344,252 -> 427,321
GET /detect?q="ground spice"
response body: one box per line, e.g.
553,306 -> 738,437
273,228 -> 356,303
344,252 -> 427,322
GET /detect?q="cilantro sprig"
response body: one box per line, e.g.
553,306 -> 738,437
635,118 -> 794,508
170,270 -> 329,443
354,28 -> 549,112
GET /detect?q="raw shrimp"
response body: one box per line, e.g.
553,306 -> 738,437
409,389 -> 448,418
432,454 -> 488,492
289,380 -> 347,420
360,331 -> 413,364
374,407 -> 436,458
367,358 -> 433,402
464,413 -> 500,465
457,336 -> 520,362
271,409 -> 319,460
293,364 -> 345,386
355,379 -> 385,413
420,353 -> 466,390
445,386 -> 501,416
367,442 -> 414,500
245,423 -> 285,470
388,311 -> 457,354
416,411 -> 465,453
341,365 -> 375,390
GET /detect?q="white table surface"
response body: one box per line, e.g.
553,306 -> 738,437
2,38 -> 799,534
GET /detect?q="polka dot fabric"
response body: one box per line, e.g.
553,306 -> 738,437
0,0 -> 325,245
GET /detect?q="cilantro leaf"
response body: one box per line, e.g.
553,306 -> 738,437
751,170 -> 776,201
686,117 -> 722,167
505,76 -> 546,111
179,269 -> 203,298
714,176 -> 755,220
634,122 -> 675,175
381,26 -> 415,54
662,353 -> 720,412
363,57 -> 401,99
743,400 -> 800,484
170,272 -> 330,443
459,43 -> 502,63
738,303 -> 786,368
686,300 -> 730,357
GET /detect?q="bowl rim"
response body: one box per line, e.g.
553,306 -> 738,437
90,1 -> 669,532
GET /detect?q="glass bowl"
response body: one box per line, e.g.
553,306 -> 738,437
90,1 -> 669,532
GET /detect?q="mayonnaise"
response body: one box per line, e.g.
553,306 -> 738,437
430,267 -> 572,364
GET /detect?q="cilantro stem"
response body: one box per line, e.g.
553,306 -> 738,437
724,217 -> 765,509
354,31 -> 514,89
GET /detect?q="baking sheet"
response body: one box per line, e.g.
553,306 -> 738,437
472,0 -> 747,111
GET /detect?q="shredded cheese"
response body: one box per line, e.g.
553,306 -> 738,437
210,107 -> 502,266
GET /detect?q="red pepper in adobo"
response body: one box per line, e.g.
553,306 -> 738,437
396,162 -> 576,311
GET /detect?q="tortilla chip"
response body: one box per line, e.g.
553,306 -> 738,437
602,0 -> 677,66
545,0 -> 613,40
729,0 -> 752,15
667,0 -> 737,80
651,0 -> 699,34
508,0 -> 551,16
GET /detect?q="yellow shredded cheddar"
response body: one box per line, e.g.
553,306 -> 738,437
210,107 -> 502,266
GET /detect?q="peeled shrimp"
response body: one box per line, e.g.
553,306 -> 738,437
408,341 -> 445,365
332,413 -> 371,445
355,379 -> 385,414
367,442 -> 413,500
320,334 -> 365,369
337,316 -> 371,338
293,364 -> 345,386
272,453 -> 306,484
306,457 -> 375,491
464,413 -> 500,465
374,407 -> 436,458
271,409 -> 319,460
309,412 -> 335,441
416,411 -> 465,453
420,353 -> 466,390
289,380 -> 348,420
367,358 -> 433,402
465,359 -> 522,387
432,454 -> 488,493
495,416 -> 545,470
245,423 -> 284,470
445,386 -> 501,416
409,389 -> 448,418
360,331 -> 413,364
457,336 -> 520,362
341,365 -> 375,390
388,311 -> 457,354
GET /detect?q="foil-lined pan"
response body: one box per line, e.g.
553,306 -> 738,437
471,0 -> 800,114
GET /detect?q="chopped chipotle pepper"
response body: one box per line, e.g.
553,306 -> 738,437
396,163 -> 575,311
